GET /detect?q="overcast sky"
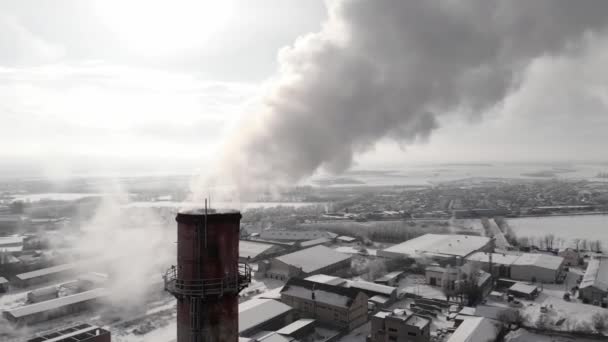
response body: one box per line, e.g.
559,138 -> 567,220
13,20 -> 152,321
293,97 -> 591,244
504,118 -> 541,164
2,0 -> 608,178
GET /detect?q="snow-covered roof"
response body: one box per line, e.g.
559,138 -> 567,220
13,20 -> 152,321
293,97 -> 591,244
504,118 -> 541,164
16,263 -> 76,281
281,278 -> 362,309
405,315 -> 430,329
512,253 -> 563,270
275,245 -> 350,273
305,274 -> 347,286
239,299 -> 293,334
258,332 -> 294,342
447,317 -> 500,342
580,256 -> 608,291
240,240 -> 280,259
0,276 -> 8,284
375,271 -> 404,282
380,234 -> 491,259
5,288 -> 107,318
509,282 -> 538,295
276,318 -> 315,335
337,236 -> 357,242
467,252 -> 564,270
300,237 -> 331,248
369,295 -> 390,304
349,280 -> 396,296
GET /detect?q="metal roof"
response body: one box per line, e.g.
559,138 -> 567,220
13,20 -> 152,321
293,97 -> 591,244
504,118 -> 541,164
238,299 -> 293,334
305,274 -> 347,286
380,234 -> 491,259
240,240 -> 280,259
447,317 -> 500,342
580,256 -> 608,291
5,288 -> 107,318
16,263 -> 77,281
276,318 -> 315,335
467,252 -> 564,270
275,245 -> 350,273
26,323 -> 109,342
509,283 -> 538,295
349,280 -> 396,296
281,278 -> 363,309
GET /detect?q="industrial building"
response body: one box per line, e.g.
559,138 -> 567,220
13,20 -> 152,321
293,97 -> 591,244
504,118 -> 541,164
26,323 -> 111,342
280,278 -> 368,331
305,274 -> 348,286
374,271 -> 405,287
446,316 -> 500,342
163,209 -> 251,342
0,235 -> 24,252
466,252 -> 565,283
378,234 -> 492,262
579,255 -> 608,305
348,280 -> 397,306
3,288 -> 107,325
239,240 -> 285,262
239,299 -> 295,337
259,245 -> 351,281
13,263 -> 78,287
369,310 -> 431,342
276,318 -> 316,339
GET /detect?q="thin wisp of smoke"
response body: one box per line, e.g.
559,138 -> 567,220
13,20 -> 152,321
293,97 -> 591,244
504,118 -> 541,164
203,0 -> 608,196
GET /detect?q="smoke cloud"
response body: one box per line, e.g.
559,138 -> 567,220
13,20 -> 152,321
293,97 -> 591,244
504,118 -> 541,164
215,0 -> 608,193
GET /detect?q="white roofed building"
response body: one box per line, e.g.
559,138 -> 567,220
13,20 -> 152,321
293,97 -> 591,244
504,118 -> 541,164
259,245 -> 351,281
239,299 -> 295,337
378,234 -> 492,262
240,240 -> 285,262
466,252 -> 565,283
579,255 -> 608,305
446,316 -> 500,342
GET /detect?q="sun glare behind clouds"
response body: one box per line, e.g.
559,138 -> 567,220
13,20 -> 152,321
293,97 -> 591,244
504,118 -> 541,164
93,0 -> 235,56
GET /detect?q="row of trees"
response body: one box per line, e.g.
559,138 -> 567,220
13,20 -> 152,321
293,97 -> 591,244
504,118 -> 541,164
516,234 -> 603,252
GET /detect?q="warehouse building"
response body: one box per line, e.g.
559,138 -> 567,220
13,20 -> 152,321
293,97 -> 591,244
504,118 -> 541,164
239,299 -> 295,337
369,310 -> 431,342
579,255 -> 608,305
348,280 -> 397,306
467,252 -> 565,283
4,288 -> 107,325
13,263 -> 78,287
280,278 -> 368,331
446,316 -> 500,342
239,240 -> 285,262
305,274 -> 348,286
259,245 -> 351,281
27,323 -> 111,342
378,234 -> 492,262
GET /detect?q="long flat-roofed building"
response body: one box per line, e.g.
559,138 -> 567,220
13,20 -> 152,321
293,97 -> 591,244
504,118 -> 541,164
259,245 -> 351,281
239,299 -> 294,337
240,240 -> 285,262
579,255 -> 608,305
13,263 -> 78,287
378,234 -> 492,261
467,252 -> 565,283
4,288 -> 107,324
27,323 -> 111,342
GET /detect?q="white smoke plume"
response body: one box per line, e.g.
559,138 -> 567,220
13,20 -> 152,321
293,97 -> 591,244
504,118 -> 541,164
213,0 -> 608,194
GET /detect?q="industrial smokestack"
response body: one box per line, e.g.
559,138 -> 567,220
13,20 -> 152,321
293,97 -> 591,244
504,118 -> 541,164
213,0 -> 608,194
164,209 -> 251,342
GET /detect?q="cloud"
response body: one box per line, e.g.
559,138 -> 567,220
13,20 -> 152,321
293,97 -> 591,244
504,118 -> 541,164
0,63 -> 257,177
213,0 -> 608,194
0,14 -> 64,65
